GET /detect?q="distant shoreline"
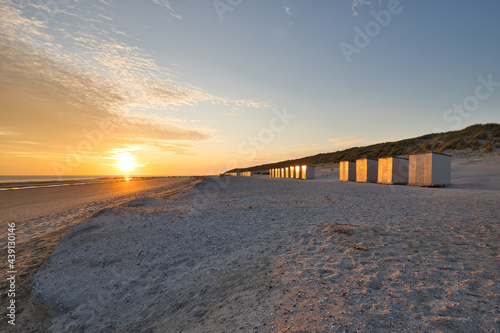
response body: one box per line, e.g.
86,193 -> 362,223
0,175 -> 195,191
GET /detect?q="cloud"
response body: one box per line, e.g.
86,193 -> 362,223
127,139 -> 197,156
0,0 -> 268,172
327,136 -> 364,150
350,0 -> 373,16
0,129 -> 20,136
284,6 -> 292,16
3,0 -> 264,112
0,28 -> 212,165
152,0 -> 182,19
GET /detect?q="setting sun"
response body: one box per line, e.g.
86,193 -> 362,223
116,152 -> 137,173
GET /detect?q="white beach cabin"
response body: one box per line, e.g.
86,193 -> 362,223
301,166 -> 316,179
280,168 -> 285,178
356,158 -> 378,183
409,152 -> 451,186
377,157 -> 409,184
289,166 -> 295,179
294,165 -> 302,179
339,161 -> 356,181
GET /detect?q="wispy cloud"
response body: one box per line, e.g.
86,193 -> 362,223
128,139 -> 198,156
152,0 -> 182,19
0,0 -> 267,171
350,0 -> 373,16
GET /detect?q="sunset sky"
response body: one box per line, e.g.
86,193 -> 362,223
1,0 -> 499,176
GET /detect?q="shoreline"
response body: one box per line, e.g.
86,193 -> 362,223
0,175 -> 194,191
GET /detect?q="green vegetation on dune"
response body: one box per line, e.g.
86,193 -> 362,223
227,123 -> 500,174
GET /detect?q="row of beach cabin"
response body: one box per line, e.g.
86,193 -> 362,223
270,165 -> 316,180
225,171 -> 253,177
340,152 -> 451,186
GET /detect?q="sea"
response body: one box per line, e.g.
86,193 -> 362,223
0,175 -> 121,191
0,175 -> 110,184
0,175 -> 180,191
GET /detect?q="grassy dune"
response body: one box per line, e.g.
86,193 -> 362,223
228,123 -> 500,174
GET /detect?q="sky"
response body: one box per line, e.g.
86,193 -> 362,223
1,0 -> 499,176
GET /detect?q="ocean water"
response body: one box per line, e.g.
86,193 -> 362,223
0,175 -> 121,191
0,175 -> 110,184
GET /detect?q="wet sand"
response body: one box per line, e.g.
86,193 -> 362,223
1,177 -> 201,240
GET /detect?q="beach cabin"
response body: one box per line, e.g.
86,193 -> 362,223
240,171 -> 253,177
339,161 -> 356,181
294,165 -> 302,179
280,168 -> 285,178
301,165 -> 316,179
356,158 -> 378,183
289,166 -> 295,179
377,157 -> 409,184
409,152 -> 451,186
285,167 -> 289,178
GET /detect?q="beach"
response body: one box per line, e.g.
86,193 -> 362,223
1,177 -> 203,331
3,154 -> 500,332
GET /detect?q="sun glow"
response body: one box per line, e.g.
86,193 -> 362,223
116,152 -> 137,173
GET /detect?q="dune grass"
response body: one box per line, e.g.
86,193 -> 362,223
228,123 -> 500,174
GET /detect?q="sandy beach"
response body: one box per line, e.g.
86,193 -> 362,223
3,154 -> 500,332
1,177 -> 203,332
3,0 -> 499,331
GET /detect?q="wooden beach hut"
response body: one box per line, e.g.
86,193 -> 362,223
409,152 -> 451,186
356,158 -> 378,183
280,168 -> 285,178
339,161 -> 356,181
377,157 -> 409,184
289,166 -> 295,179
294,165 -> 302,179
301,166 -> 316,179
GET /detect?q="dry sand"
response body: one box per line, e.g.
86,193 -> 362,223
0,177 -> 203,332
4,154 -> 500,332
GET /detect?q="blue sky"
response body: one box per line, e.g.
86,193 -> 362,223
1,0 -> 499,175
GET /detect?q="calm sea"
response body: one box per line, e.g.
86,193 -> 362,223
0,175 -> 110,184
0,175 -> 182,191
0,175 -> 121,191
